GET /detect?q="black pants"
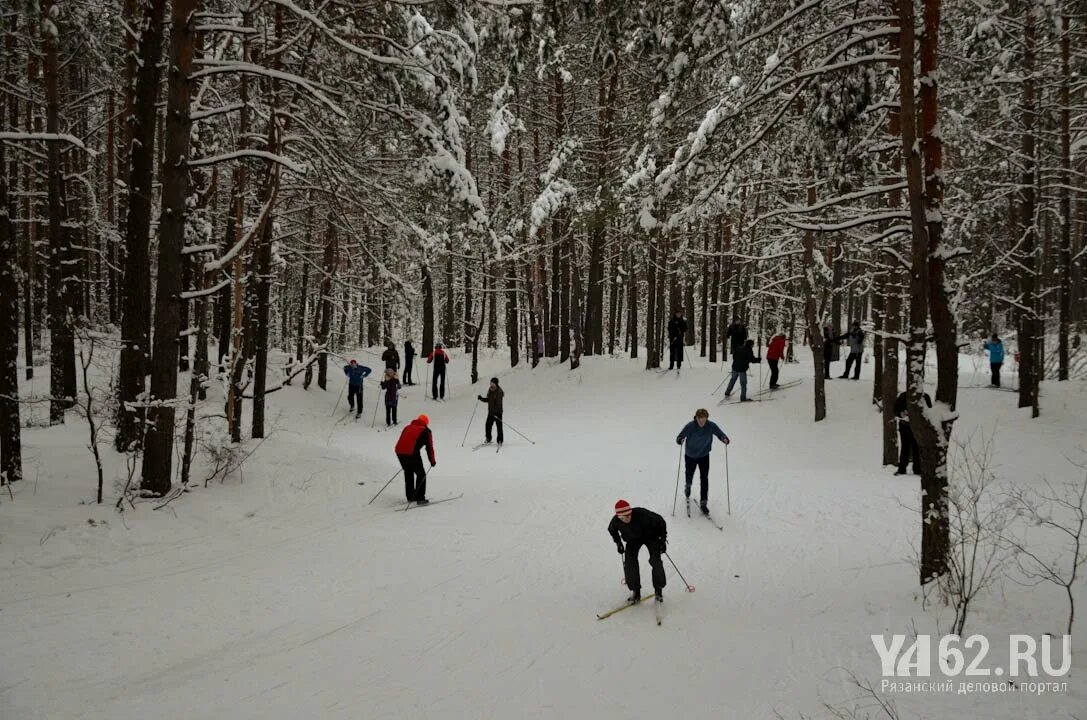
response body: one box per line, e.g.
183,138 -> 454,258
842,351 -> 861,379
385,404 -> 398,426
347,385 -> 363,414
432,367 -> 446,399
768,358 -> 780,387
623,540 -> 666,594
398,453 -> 426,501
824,355 -> 833,379
404,359 -> 414,384
898,422 -> 920,474
668,340 -> 683,369
990,362 -> 1002,387
684,455 -> 710,505
485,413 -> 503,443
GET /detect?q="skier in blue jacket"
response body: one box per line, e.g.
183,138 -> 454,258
676,409 -> 730,515
983,334 -> 1004,387
343,359 -> 372,418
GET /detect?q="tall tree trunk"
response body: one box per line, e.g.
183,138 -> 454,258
140,0 -> 198,496
699,229 -> 709,357
115,0 -> 166,448
628,249 -> 638,360
250,128 -> 280,439
571,241 -> 583,370
0,81 -> 23,485
645,241 -> 658,369
709,223 -> 722,363
1057,12 -> 1072,381
422,263 -> 434,356
1017,4 -> 1040,417
802,183 -> 826,422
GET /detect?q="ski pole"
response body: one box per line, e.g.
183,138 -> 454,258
664,552 -> 695,592
501,418 -> 536,445
671,441 -> 684,516
684,346 -> 694,369
725,442 -> 732,515
711,374 -> 728,396
331,380 -> 347,416
368,468 -> 403,505
424,362 -> 430,400
371,384 -> 380,427
461,398 -> 480,446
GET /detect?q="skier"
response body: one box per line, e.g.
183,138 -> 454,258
403,340 -> 416,385
667,309 -> 688,370
608,500 -> 668,604
379,368 -> 402,427
983,334 -> 1004,387
476,377 -> 504,446
893,390 -> 932,476
822,324 -> 838,379
767,332 -> 787,388
394,414 -> 437,504
726,318 -> 748,358
676,409 -> 730,514
342,359 -> 372,418
381,341 -> 400,371
836,321 -> 865,380
427,343 -> 451,399
723,338 -> 760,402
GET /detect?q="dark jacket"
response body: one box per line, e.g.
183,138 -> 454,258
677,419 -> 728,459
608,508 -> 667,550
427,348 -> 450,370
382,347 -> 400,369
823,326 -> 841,362
836,328 -> 865,354
395,419 -> 436,464
379,377 -> 401,406
667,316 -> 688,344
343,364 -> 372,387
731,345 -> 761,372
478,386 -> 504,416
404,342 -> 416,361
893,391 -> 933,421
726,323 -> 748,351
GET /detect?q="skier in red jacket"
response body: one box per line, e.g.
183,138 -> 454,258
767,333 -> 787,389
426,343 -> 451,400
395,414 -> 437,504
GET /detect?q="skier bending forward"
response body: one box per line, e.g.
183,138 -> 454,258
608,500 -> 668,604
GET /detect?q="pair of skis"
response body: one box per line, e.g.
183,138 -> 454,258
399,493 -> 464,511
596,594 -> 664,625
471,441 -> 503,453
687,497 -> 724,531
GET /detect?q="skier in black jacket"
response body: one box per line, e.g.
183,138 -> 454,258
723,339 -> 761,402
726,318 -> 748,358
608,500 -> 668,603
893,390 -> 932,476
667,309 -> 688,370
403,340 -> 416,385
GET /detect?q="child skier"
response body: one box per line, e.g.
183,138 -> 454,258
381,341 -> 400,371
676,409 -> 730,514
766,333 -> 787,388
476,377 -> 504,445
983,334 -> 1004,387
379,368 -> 402,427
608,500 -> 668,603
394,414 -> 437,504
724,338 -> 760,402
342,359 -> 372,418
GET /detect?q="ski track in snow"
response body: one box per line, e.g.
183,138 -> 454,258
1,350 -> 1085,719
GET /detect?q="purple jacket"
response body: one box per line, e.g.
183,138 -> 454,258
379,378 -> 401,406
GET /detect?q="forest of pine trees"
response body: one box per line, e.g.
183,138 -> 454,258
1,0 -> 1085,586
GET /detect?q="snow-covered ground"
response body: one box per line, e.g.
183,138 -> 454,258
2,348 -> 1085,719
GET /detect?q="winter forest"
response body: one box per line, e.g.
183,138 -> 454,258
2,0 -> 1087,717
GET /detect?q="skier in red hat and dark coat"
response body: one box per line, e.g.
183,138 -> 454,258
395,414 -> 436,504
607,500 -> 668,603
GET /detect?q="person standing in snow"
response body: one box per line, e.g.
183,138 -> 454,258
676,409 -> 730,514
343,359 -> 372,418
608,500 -> 668,603
476,377 -> 504,445
836,321 -> 865,380
983,334 -> 1004,387
726,318 -> 748,359
822,324 -> 838,379
403,340 -> 416,385
893,390 -> 931,476
766,333 -> 787,388
427,343 -> 451,399
379,368 -> 402,427
394,414 -> 437,504
381,341 -> 400,372
667,309 -> 688,370
724,338 -> 760,402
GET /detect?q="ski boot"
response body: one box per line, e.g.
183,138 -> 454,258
626,590 -> 641,605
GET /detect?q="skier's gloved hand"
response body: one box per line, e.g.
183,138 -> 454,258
676,437 -> 683,445
659,538 -> 667,553
723,436 -> 730,445
616,543 -> 625,555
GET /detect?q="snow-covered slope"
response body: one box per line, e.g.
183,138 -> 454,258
2,350 -> 1084,719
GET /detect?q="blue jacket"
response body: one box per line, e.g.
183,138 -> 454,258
677,419 -> 728,459
344,364 -> 372,387
983,340 -> 1004,364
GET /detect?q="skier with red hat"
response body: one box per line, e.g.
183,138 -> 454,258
607,500 -> 668,604
395,414 -> 437,504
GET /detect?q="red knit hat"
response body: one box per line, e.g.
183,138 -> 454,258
417,414 -> 429,426
614,499 -> 632,517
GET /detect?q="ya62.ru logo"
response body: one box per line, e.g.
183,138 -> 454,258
871,634 -> 1071,678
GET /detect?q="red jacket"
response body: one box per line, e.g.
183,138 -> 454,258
395,419 -> 436,464
767,336 -> 786,361
426,349 -> 450,365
